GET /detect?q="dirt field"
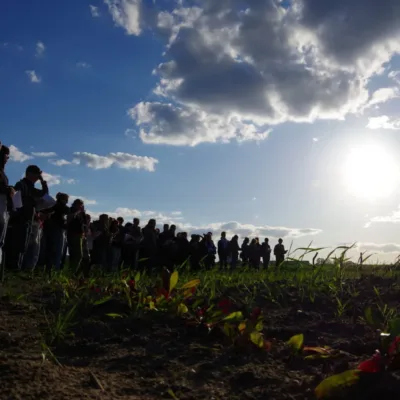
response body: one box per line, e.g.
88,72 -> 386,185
1,274 -> 400,400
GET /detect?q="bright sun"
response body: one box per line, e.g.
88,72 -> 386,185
343,144 -> 399,200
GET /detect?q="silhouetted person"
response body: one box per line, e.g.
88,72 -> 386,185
130,218 -> 142,269
229,235 -> 240,270
176,232 -> 190,266
13,165 -> 48,270
240,237 -> 250,265
218,231 -> 229,269
67,199 -> 86,272
43,192 -> 69,273
261,238 -> 271,269
141,219 -> 157,270
0,144 -> 12,275
274,238 -> 287,267
158,224 -> 169,247
249,238 -> 261,268
203,232 -> 216,269
190,234 -> 202,270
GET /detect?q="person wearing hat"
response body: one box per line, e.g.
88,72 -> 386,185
0,143 -> 13,273
12,165 -> 48,270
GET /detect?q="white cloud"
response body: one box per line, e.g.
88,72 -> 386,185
366,115 -> 400,130
49,159 -> 72,166
25,70 -> 41,83
69,195 -> 97,205
105,0 -> 141,36
116,0 -> 400,146
76,61 -> 91,69
83,208 -> 322,240
312,138 -> 319,142
72,151 -> 158,171
90,5 -> 100,18
129,102 -> 270,146
367,205 -> 400,225
32,152 -> 57,157
9,145 -> 33,162
35,41 -> 45,57
42,172 -> 61,186
366,87 -> 399,108
65,178 -> 77,184
358,242 -> 400,254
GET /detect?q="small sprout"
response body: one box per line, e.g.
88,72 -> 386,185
287,333 -> 304,353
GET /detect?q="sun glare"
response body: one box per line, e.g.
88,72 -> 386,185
343,144 -> 399,200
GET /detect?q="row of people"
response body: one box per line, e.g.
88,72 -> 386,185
0,144 -> 288,274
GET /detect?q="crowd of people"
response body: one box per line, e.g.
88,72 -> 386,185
0,143 -> 288,276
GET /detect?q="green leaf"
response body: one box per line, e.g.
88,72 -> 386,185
177,303 -> 188,315
315,370 -> 359,399
167,389 -> 179,400
255,321 -> 263,332
105,313 -> 123,318
223,311 -> 244,322
93,296 -> 113,306
287,333 -> 304,352
389,318 -> 400,337
250,331 -> 265,349
223,322 -> 235,339
364,307 -> 376,327
169,271 -> 179,293
134,271 -> 141,283
181,279 -> 201,289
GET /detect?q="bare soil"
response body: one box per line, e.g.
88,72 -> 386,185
1,276 -> 400,400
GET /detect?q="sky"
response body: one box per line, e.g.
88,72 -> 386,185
1,0 -> 400,263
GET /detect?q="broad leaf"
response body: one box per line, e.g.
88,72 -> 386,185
177,303 -> 188,315
169,271 -> 179,293
238,321 -> 247,333
255,321 -> 263,332
250,331 -> 265,349
389,318 -> 400,337
315,370 -> 359,399
287,333 -> 304,352
181,279 -> 201,289
223,311 -> 243,322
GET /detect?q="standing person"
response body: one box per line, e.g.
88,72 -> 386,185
92,214 -> 111,269
203,232 -> 216,269
66,199 -> 86,273
0,144 -> 13,277
249,238 -> 261,268
218,232 -> 229,269
43,192 -> 69,274
22,212 -> 44,271
189,234 -> 202,271
141,219 -> 157,270
130,218 -> 141,270
240,238 -> 250,265
229,235 -> 240,270
13,165 -> 48,270
261,238 -> 271,269
274,238 -> 288,267
110,218 -> 123,271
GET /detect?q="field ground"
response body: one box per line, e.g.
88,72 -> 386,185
1,262 -> 400,400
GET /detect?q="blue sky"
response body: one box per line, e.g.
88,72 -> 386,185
2,0 -> 400,262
